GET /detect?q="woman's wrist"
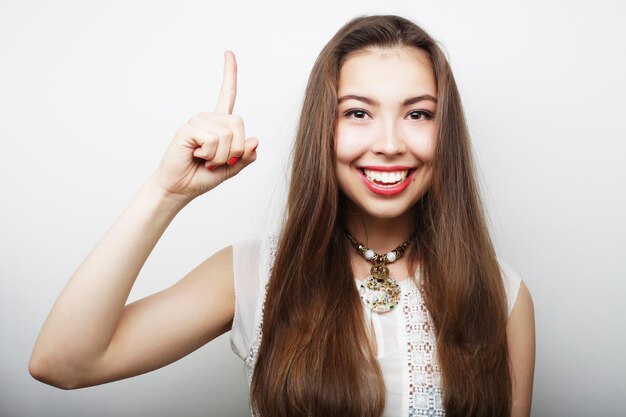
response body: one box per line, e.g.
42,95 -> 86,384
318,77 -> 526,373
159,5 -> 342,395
140,175 -> 191,215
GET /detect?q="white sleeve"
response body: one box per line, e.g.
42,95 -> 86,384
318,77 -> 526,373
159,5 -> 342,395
230,238 -> 262,360
230,236 -> 275,361
497,258 -> 523,317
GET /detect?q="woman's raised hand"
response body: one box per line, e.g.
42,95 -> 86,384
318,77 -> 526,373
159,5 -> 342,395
152,51 -> 258,203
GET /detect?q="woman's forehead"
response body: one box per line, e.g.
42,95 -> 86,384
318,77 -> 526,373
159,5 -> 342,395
338,46 -> 436,100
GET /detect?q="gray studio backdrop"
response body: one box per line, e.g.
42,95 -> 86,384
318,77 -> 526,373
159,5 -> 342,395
1,1 -> 625,416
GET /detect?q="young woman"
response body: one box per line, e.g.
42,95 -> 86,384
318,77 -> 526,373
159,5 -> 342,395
29,15 -> 535,417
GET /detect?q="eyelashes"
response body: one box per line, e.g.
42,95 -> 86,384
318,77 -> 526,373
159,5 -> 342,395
407,110 -> 435,121
344,109 -> 369,119
343,108 -> 435,121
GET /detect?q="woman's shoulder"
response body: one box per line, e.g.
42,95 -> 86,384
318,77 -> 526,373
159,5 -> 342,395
232,234 -> 279,262
231,234 -> 280,289
495,257 -> 524,317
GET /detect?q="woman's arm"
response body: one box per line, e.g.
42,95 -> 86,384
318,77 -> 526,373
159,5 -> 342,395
28,178 -> 235,389
507,281 -> 536,417
29,51 -> 257,389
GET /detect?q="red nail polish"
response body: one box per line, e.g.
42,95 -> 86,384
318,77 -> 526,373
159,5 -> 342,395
252,143 -> 259,152
207,165 -> 218,171
227,156 -> 239,166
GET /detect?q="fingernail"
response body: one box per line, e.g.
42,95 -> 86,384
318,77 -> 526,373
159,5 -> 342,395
252,143 -> 259,152
207,165 -> 218,171
227,156 -> 239,166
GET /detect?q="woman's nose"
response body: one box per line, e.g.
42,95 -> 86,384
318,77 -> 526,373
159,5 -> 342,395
372,121 -> 406,156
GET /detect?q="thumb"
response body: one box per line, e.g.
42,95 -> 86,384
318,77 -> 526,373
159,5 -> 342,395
223,137 -> 258,175
237,137 -> 259,166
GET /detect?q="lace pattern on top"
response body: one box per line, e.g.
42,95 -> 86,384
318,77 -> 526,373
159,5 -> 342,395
404,284 -> 445,416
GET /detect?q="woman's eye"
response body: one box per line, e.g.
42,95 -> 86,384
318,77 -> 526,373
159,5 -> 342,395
407,110 -> 433,120
345,109 -> 369,119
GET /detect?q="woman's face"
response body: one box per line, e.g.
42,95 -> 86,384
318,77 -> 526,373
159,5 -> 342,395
335,46 -> 438,220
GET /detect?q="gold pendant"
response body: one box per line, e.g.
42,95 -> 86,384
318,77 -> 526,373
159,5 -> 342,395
345,231 -> 412,313
358,266 -> 401,313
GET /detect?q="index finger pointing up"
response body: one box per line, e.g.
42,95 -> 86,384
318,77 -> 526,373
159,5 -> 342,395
215,50 -> 237,114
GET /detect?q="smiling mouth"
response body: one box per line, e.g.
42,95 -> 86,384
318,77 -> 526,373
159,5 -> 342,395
362,168 -> 409,186
355,167 -> 417,196
359,168 -> 416,186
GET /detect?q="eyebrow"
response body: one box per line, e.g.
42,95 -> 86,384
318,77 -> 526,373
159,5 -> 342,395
337,94 -> 437,106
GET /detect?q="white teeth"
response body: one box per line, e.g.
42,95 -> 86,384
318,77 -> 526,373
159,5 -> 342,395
363,169 -> 408,184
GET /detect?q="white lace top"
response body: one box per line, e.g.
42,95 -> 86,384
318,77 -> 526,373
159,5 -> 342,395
230,236 -> 522,417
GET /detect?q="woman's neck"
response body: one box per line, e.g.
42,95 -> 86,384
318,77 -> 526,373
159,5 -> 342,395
342,208 -> 415,253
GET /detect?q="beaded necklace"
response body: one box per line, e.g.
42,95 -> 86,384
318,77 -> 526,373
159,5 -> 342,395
345,231 -> 412,313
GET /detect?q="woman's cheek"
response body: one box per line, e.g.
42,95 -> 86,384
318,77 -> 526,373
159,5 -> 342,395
406,124 -> 437,162
335,125 -> 369,161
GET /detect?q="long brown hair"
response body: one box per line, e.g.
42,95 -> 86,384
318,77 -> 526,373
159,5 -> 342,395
251,15 -> 511,417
